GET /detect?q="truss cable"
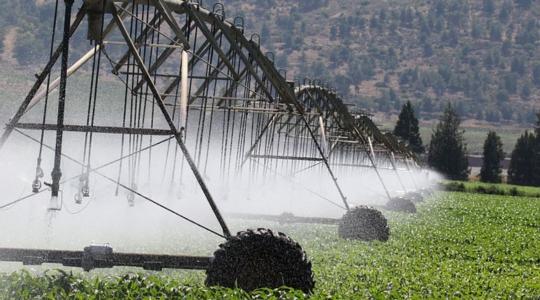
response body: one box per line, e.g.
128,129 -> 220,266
32,0 -> 60,194
12,130 -> 224,238
3,131 -> 173,211
250,159 -> 347,211
0,189 -> 49,210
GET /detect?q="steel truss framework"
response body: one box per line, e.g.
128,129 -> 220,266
0,0 -> 419,272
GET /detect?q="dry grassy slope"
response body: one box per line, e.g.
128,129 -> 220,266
1,0 -> 539,122
223,0 -> 540,122
0,28 -> 17,63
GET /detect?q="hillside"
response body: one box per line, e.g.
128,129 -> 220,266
219,0 -> 540,125
2,1 -> 540,122
0,0 -> 538,143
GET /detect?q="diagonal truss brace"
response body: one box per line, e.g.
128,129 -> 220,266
299,115 -> 350,210
112,5 -> 231,238
154,0 -> 190,50
0,4 -> 88,152
242,112 -> 351,211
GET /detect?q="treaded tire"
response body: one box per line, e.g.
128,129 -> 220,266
338,206 -> 390,242
205,228 -> 314,294
386,197 -> 417,213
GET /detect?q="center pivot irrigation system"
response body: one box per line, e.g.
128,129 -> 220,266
0,0 -> 431,293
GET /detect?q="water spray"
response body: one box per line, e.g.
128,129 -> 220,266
0,0 -> 433,294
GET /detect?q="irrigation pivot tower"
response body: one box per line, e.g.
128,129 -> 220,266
0,0 -> 422,293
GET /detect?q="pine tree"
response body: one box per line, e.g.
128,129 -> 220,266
428,104 -> 469,180
393,101 -> 425,154
483,0 -> 496,15
532,113 -> 540,186
480,132 -> 504,183
508,131 -> 536,186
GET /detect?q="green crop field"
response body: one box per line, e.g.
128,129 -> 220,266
1,192 -> 539,299
442,181 -> 540,198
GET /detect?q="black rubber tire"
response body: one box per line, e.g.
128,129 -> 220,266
386,197 -> 417,213
405,191 -> 424,203
338,206 -> 390,242
205,228 -> 315,294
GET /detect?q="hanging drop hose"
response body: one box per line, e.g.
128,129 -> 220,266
83,0 -> 107,199
114,4 -> 142,196
33,0 -> 59,194
76,0 -> 107,203
168,46 -> 183,187
12,130 -> 225,239
147,9 -> 160,183
134,2 -> 152,192
1,132 -> 174,211
50,0 -> 75,202
78,47 -> 98,202
116,47 -> 131,196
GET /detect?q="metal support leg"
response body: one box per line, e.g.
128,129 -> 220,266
367,137 -> 393,201
301,116 -> 350,211
240,114 -> 279,167
112,6 -> 231,238
51,0 -> 75,199
389,151 -> 407,192
404,158 -> 420,190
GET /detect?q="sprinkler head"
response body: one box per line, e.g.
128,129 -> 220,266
74,193 -> 83,205
82,186 -> 90,198
127,193 -> 135,207
32,179 -> 42,193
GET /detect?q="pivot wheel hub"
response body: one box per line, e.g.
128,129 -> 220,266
338,206 -> 390,241
205,228 -> 314,293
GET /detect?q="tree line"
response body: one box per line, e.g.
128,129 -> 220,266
250,0 -> 540,125
393,101 -> 540,186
